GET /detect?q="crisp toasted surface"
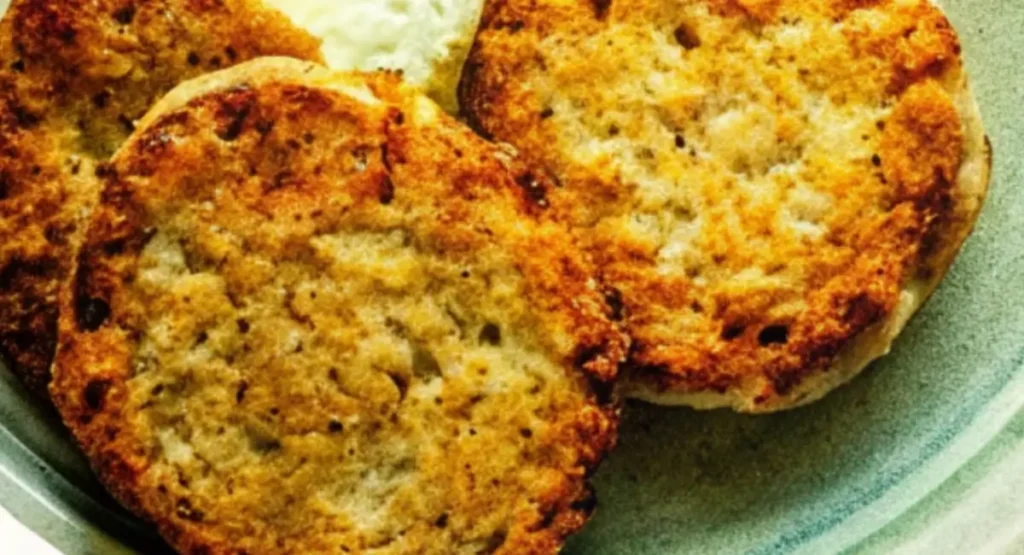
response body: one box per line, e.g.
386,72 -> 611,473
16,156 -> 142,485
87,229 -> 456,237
52,58 -> 625,554
0,0 -> 321,397
461,0 -> 990,411
265,0 -> 484,113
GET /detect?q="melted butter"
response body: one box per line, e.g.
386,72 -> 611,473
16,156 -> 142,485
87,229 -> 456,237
265,0 -> 483,113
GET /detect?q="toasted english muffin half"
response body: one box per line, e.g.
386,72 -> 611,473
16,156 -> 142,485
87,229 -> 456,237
0,0 -> 322,398
460,0 -> 990,412
51,58 -> 625,554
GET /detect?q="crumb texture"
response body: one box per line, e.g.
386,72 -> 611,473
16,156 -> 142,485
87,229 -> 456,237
0,0 -> 322,396
52,60 -> 624,554
461,0 -> 987,410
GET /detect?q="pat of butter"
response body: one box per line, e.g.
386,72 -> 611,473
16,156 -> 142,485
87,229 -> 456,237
265,0 -> 483,113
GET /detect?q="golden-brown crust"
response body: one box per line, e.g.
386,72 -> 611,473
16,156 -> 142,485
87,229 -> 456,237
52,59 -> 625,554
0,0 -> 322,397
460,0 -> 988,411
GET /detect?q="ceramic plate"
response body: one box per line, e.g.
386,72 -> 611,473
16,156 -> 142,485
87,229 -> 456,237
1,0 -> 1022,553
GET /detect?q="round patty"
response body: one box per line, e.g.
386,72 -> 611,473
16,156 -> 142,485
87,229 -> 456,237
460,0 -> 991,412
0,0 -> 321,397
51,58 -> 625,554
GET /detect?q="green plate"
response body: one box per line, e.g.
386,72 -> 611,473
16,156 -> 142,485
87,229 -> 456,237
1,0 -> 1022,553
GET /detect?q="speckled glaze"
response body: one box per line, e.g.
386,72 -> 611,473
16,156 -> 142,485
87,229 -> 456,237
0,0 -> 1021,553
